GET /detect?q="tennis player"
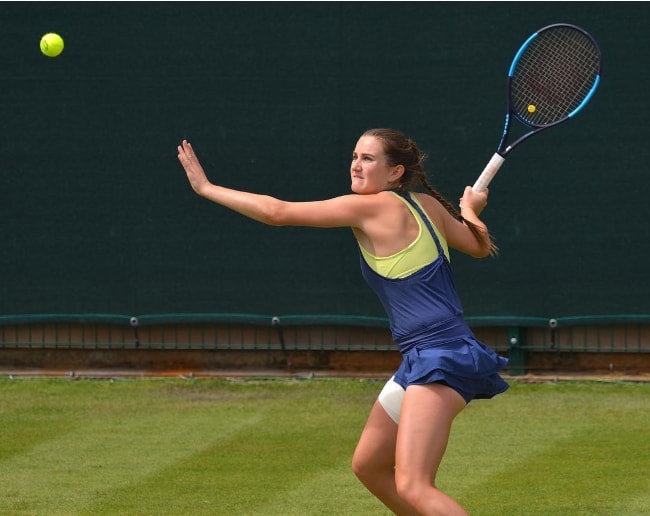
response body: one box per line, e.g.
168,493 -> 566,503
178,128 -> 508,515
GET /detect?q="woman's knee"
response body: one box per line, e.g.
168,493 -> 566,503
351,447 -> 394,484
350,449 -> 365,479
394,469 -> 428,509
351,449 -> 379,481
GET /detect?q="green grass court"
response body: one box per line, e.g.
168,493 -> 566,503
1,377 -> 648,515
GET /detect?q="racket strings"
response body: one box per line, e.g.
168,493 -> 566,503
511,27 -> 600,126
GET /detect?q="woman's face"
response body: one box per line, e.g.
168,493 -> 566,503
350,136 -> 398,194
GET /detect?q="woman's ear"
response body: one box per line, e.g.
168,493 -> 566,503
389,165 -> 405,183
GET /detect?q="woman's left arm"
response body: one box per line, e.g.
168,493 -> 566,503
177,140 -> 383,229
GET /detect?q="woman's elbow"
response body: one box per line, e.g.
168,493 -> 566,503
263,200 -> 291,226
472,239 -> 498,258
460,239 -> 494,259
471,248 -> 492,259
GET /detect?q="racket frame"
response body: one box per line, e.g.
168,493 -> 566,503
472,23 -> 602,192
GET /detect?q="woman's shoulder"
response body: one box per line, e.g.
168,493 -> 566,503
350,190 -> 405,206
410,192 -> 443,212
410,192 -> 449,226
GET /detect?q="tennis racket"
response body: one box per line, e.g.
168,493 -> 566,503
472,23 -> 602,192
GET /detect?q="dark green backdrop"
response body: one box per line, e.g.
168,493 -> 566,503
2,2 -> 648,318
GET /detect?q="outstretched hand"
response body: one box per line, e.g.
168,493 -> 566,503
177,140 -> 210,195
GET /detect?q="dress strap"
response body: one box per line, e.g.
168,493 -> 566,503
396,191 -> 446,259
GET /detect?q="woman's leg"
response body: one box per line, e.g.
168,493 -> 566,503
394,383 -> 468,516
352,400 -> 420,515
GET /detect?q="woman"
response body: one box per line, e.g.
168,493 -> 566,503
178,128 -> 508,515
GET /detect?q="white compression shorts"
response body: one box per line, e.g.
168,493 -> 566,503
377,376 -> 405,424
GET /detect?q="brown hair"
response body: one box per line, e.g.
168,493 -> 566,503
362,128 -> 497,255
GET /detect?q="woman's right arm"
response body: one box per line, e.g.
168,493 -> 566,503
443,186 -> 493,258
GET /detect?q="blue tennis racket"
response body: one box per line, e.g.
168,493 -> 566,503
473,23 -> 602,192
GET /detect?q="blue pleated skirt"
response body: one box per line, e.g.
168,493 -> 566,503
392,336 -> 509,403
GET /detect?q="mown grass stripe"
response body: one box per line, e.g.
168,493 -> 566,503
1,378 -> 648,515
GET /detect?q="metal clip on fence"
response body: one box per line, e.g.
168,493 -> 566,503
130,317 -> 140,348
272,317 -> 292,372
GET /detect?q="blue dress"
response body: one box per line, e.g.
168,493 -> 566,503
360,192 -> 508,403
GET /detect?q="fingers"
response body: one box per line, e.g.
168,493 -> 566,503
459,186 -> 488,212
464,185 -> 488,197
177,140 -> 192,153
177,140 -> 195,163
463,186 -> 488,199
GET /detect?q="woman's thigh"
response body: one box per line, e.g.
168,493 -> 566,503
395,383 -> 466,483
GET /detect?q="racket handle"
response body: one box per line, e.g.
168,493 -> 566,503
472,153 -> 505,192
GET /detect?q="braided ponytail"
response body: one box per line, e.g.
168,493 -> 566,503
416,170 -> 498,256
362,128 -> 498,256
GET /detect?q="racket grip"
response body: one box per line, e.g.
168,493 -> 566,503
472,153 -> 505,192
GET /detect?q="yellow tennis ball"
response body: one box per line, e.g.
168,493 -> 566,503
40,33 -> 64,57
527,104 -> 536,113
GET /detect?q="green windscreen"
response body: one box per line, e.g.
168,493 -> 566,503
1,3 -> 647,319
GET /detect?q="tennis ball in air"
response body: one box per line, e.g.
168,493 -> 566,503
527,104 -> 536,113
40,33 -> 64,57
